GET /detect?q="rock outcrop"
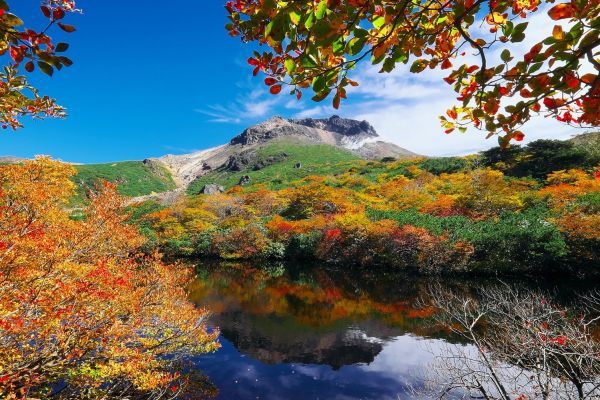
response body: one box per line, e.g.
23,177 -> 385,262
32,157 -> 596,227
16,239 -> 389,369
238,175 -> 251,186
229,115 -> 383,150
292,115 -> 378,138
199,184 -> 225,195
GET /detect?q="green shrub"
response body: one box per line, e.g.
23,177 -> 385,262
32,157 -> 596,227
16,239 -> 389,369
367,207 -> 568,272
420,157 -> 470,174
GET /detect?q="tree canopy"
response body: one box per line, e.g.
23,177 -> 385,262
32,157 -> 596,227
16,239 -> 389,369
227,0 -> 599,146
0,0 -> 77,130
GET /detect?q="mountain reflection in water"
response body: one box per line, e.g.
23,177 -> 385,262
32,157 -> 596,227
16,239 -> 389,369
186,261 -> 587,400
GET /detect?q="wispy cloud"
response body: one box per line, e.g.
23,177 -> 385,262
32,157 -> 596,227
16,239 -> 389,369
197,85 -> 278,124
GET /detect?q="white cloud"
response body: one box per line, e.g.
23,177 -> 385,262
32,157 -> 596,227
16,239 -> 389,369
197,80 -> 280,124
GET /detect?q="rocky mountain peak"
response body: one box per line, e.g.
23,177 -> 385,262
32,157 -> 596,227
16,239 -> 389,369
229,115 -> 380,147
291,115 -> 378,138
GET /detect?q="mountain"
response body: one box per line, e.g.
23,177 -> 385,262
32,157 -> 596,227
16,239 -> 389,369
0,156 -> 25,164
568,131 -> 600,160
158,115 -> 417,189
2,116 -> 417,203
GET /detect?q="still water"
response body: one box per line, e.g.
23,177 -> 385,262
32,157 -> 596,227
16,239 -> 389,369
186,262 -> 588,400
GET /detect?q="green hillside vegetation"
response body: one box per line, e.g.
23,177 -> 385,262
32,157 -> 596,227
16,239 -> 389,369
69,134 -> 599,202
187,141 -> 360,194
569,131 -> 600,161
480,137 -> 599,179
74,160 -> 176,199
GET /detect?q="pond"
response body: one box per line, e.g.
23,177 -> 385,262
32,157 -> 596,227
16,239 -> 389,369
186,261 -> 597,400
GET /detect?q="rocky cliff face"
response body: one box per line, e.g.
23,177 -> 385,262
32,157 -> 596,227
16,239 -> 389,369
230,115 -> 382,150
292,115 -> 378,138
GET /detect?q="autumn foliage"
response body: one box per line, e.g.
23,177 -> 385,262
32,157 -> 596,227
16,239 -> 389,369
227,0 -> 599,144
142,146 -> 600,275
0,1 -> 78,130
0,158 -> 219,399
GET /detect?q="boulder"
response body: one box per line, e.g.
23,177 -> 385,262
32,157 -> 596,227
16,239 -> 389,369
238,175 -> 251,186
200,184 -> 225,195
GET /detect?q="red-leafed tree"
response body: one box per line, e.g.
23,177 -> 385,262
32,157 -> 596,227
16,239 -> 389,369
0,1 -> 78,130
227,0 -> 599,146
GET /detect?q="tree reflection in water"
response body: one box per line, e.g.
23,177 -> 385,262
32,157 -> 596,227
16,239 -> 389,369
187,261 -> 599,400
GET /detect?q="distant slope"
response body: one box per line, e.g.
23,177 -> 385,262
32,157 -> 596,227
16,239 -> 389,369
569,131 -> 600,161
74,160 -> 176,198
186,139 -> 360,194
0,156 -> 25,164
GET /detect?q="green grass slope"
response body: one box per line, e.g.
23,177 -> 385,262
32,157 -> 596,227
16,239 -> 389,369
74,160 -> 176,198
187,141 -> 360,194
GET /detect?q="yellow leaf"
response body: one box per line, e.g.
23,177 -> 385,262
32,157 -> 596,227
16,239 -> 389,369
485,12 -> 506,25
552,25 -> 564,40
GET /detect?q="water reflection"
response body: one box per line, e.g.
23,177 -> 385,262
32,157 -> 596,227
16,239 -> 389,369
186,262 -> 593,399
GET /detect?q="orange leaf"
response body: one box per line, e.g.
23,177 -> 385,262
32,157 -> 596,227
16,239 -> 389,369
441,59 -> 453,70
485,12 -> 506,25
552,25 -> 564,40
548,3 -> 576,20
581,74 -> 596,85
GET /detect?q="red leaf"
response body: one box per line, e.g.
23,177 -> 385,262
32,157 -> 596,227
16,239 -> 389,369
247,57 -> 259,66
443,76 -> 456,84
9,47 -> 24,63
53,8 -> 65,20
41,6 -> 51,18
269,84 -> 282,95
333,94 -> 340,110
264,77 -> 278,86
514,131 -> 525,141
564,74 -> 579,89
543,97 -> 564,109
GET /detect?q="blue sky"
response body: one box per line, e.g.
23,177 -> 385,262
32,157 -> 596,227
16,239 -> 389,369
1,1 -> 581,163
